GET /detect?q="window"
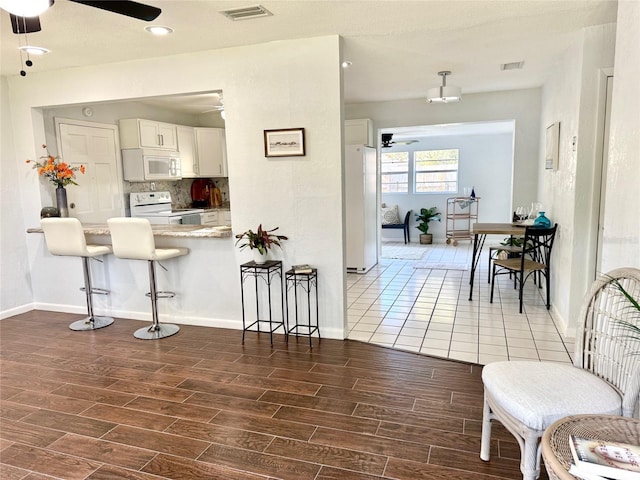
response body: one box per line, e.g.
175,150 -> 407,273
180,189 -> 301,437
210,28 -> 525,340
381,151 -> 409,193
414,149 -> 459,193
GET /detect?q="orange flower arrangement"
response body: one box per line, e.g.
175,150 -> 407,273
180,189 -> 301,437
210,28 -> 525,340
26,144 -> 85,187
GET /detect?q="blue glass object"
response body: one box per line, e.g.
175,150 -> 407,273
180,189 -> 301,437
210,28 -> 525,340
533,211 -> 552,228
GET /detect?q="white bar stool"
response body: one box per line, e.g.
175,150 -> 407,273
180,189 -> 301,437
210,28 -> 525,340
40,218 -> 115,331
107,217 -> 188,340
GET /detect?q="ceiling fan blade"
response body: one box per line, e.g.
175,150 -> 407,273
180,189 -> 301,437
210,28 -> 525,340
69,0 -> 161,21
10,14 -> 42,34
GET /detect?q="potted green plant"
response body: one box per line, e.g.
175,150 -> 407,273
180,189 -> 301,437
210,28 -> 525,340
415,207 -> 441,244
235,224 -> 288,264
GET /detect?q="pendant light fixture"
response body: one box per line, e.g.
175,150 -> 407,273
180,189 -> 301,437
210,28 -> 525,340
426,71 -> 462,103
0,0 -> 53,17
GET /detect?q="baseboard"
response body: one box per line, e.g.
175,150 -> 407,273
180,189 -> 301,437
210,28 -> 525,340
0,303 -> 36,320
7,305 -> 347,340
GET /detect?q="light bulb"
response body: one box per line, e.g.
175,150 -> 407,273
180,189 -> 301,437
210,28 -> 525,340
0,0 -> 51,17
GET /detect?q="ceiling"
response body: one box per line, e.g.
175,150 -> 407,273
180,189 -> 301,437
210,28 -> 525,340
0,0 -> 617,108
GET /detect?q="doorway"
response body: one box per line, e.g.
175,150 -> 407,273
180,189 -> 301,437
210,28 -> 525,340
595,74 -> 613,274
55,118 -> 125,222
379,121 -> 516,260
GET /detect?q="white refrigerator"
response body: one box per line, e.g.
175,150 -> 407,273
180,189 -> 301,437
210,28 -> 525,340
345,145 -> 377,272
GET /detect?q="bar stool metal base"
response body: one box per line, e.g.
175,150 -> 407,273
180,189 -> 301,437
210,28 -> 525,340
69,316 -> 115,331
133,323 -> 180,340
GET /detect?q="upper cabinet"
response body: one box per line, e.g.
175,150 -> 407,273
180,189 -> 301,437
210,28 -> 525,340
178,127 -> 227,178
119,118 -> 178,150
345,118 -> 374,147
195,127 -> 227,177
176,125 -> 197,177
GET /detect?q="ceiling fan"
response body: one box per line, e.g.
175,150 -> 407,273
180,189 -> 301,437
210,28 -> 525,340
381,133 -> 419,148
3,0 -> 161,35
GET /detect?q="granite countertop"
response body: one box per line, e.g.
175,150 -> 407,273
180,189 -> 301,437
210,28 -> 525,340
28,223 -> 233,239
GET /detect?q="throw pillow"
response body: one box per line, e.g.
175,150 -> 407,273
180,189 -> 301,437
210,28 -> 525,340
381,204 -> 401,225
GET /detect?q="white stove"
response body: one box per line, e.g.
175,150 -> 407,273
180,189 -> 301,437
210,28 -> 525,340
129,191 -> 203,225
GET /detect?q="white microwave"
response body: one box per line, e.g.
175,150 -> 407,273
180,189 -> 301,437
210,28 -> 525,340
122,148 -> 182,181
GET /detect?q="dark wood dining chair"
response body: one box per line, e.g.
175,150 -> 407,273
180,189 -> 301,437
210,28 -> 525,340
490,225 -> 557,313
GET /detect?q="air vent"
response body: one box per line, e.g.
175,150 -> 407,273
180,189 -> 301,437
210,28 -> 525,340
501,61 -> 524,71
219,5 -> 272,20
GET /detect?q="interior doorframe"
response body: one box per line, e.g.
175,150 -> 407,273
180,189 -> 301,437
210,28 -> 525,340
590,68 -> 614,279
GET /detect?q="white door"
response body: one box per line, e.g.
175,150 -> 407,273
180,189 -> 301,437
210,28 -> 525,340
55,118 -> 125,222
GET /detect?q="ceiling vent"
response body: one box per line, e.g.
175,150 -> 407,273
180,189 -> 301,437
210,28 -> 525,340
219,5 -> 272,21
501,61 -> 524,71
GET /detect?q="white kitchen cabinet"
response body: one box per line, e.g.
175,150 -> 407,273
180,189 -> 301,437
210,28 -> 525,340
345,118 -> 374,146
177,125 -> 197,177
200,210 -> 231,226
195,128 -> 227,177
119,118 -> 178,150
200,211 -> 219,226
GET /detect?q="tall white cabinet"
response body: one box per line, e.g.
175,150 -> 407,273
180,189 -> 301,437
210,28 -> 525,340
345,145 -> 377,272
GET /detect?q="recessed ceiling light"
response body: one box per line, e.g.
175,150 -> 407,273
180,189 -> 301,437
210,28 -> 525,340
18,45 -> 49,55
145,25 -> 173,36
0,0 -> 52,17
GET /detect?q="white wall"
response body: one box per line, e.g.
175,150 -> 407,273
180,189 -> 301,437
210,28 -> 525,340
346,88 -> 542,210
0,77 -> 34,318
539,23 -> 617,333
2,36 -> 348,338
381,131 -> 514,243
601,1 -> 640,271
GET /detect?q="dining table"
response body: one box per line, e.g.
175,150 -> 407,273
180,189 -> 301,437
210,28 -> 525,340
468,222 -> 528,300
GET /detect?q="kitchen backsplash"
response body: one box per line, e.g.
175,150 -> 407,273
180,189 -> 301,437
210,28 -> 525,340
123,177 -> 229,209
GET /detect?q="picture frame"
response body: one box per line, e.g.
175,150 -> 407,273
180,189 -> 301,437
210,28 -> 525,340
545,122 -> 560,170
264,128 -> 305,157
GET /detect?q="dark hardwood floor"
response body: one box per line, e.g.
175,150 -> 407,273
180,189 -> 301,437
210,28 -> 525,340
0,311 -> 548,479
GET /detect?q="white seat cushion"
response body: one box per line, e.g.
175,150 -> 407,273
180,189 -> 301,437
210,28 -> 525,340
153,247 -> 189,261
85,244 -> 113,257
482,361 -> 622,431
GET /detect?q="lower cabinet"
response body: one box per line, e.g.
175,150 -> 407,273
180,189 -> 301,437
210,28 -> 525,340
200,210 -> 231,226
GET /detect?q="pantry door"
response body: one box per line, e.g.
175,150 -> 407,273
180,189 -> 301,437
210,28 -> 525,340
55,118 -> 125,222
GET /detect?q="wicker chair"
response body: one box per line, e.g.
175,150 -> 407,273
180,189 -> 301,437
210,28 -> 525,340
480,267 -> 640,480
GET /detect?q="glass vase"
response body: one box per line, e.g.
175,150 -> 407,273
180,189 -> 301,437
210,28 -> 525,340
533,211 -> 551,228
56,185 -> 69,217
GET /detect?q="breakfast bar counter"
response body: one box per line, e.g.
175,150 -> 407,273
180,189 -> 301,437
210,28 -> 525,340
27,223 -> 233,239
27,221 -> 248,335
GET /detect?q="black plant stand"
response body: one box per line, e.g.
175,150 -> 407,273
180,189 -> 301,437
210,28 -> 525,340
285,268 -> 320,349
240,260 -> 285,345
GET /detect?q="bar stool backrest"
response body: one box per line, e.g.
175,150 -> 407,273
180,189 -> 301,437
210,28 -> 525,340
41,218 -> 89,257
107,217 -> 156,260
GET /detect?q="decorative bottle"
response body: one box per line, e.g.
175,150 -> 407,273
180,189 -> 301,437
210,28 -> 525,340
470,186 -> 476,199
533,211 -> 551,228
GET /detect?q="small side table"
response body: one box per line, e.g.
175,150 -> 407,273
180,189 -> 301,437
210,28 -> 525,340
541,414 -> 640,480
285,268 -> 320,348
240,260 -> 285,345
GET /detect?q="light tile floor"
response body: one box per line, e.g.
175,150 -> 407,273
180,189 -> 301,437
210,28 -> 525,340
347,241 -> 574,365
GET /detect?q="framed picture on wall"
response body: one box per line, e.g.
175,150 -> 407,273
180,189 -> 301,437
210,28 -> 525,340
545,122 -> 560,170
264,128 -> 305,157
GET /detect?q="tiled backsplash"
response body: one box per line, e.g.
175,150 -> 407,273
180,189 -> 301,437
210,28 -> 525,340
123,177 -> 229,209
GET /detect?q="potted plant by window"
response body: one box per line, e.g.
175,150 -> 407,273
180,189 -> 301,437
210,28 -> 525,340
235,224 -> 288,264
415,207 -> 441,244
